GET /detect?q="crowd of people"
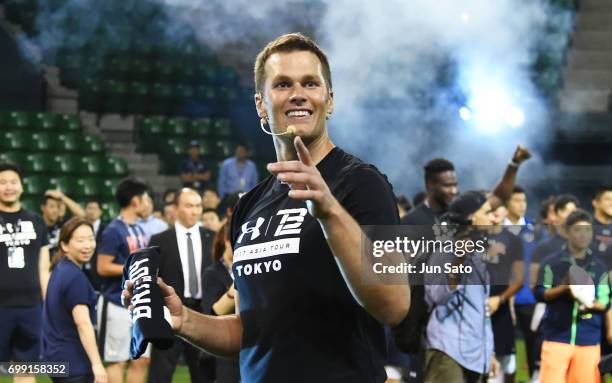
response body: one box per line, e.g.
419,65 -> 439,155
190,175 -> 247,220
0,32 -> 611,383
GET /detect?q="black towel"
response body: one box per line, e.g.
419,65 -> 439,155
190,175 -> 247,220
122,246 -> 174,359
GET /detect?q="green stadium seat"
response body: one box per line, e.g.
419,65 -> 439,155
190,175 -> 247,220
80,155 -> 104,175
55,133 -> 81,152
2,111 -> 32,130
76,177 -> 99,197
0,130 -> 29,151
25,153 -> 53,173
154,62 -> 176,83
51,154 -> 80,174
22,175 -> 52,195
137,116 -> 164,152
32,112 -> 58,131
213,140 -> 233,158
189,118 -> 212,137
150,83 -> 174,115
198,141 -> 214,157
101,200 -> 120,221
126,82 -> 150,115
0,151 -> 27,166
80,78 -> 103,112
129,59 -> 152,82
49,176 -> 79,196
105,57 -> 130,80
57,114 -> 80,132
164,117 -> 188,136
81,134 -> 104,153
99,179 -> 120,199
174,85 -> 194,115
213,119 -> 232,137
103,80 -> 128,114
161,138 -> 188,157
30,132 -> 54,151
103,156 -> 128,177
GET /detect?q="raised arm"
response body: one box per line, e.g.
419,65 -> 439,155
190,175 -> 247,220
487,146 -> 531,210
267,137 -> 410,326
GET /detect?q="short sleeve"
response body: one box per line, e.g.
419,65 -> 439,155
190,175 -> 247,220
34,214 -> 50,247
63,273 -> 94,311
97,226 -> 121,259
339,166 -> 399,226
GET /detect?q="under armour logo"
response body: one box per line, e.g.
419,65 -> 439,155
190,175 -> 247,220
275,208 -> 307,236
237,217 -> 265,244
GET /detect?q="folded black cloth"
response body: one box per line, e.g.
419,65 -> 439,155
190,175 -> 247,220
122,246 -> 174,359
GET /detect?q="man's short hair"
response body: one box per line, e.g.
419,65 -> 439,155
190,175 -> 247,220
41,195 -> 60,206
254,33 -> 333,94
174,187 -> 199,206
554,194 -> 580,213
512,185 -> 526,195
424,158 -> 455,184
115,177 -> 148,208
0,162 -> 24,182
565,209 -> 593,228
540,196 -> 555,219
593,186 -> 612,200
203,208 -> 219,215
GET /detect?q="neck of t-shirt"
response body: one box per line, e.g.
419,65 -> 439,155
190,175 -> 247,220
0,201 -> 21,213
595,211 -> 611,225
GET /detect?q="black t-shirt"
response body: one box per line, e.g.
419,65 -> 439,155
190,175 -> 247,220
484,229 -> 523,295
230,147 -> 399,383
400,202 -> 437,226
0,208 -> 49,306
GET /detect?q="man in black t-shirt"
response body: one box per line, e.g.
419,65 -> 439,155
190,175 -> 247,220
0,162 -> 50,370
401,158 -> 458,227
123,33 -> 410,382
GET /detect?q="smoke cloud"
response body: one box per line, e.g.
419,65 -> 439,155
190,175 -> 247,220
23,0 -> 572,199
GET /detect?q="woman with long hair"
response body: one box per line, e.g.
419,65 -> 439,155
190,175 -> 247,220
42,217 -> 107,383
202,221 -> 240,383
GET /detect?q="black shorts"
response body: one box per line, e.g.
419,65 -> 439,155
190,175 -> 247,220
492,302 -> 516,356
0,305 -> 42,361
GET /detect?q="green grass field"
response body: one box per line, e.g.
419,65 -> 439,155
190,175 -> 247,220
1,341 -> 611,382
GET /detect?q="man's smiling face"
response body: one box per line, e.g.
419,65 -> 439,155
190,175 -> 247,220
257,50 -> 333,143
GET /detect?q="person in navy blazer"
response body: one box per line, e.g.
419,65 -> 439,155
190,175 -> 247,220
148,188 -> 215,383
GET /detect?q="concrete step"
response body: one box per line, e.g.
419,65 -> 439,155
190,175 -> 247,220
559,89 -> 610,112
565,70 -> 612,90
47,98 -> 78,114
573,31 -> 612,50
568,50 -> 612,70
578,14 -> 612,31
99,114 -> 135,132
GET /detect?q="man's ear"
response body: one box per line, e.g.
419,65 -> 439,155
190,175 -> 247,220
327,90 -> 334,115
255,92 -> 267,119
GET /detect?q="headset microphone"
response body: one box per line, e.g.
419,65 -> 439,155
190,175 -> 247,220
260,118 -> 296,136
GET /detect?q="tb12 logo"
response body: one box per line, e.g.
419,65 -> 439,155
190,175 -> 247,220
237,208 -> 308,243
